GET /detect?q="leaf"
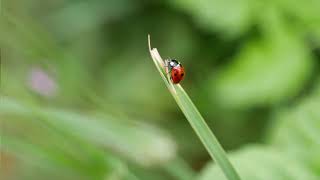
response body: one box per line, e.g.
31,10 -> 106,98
45,0 -> 138,39
1,136 -> 111,180
169,0 -> 256,37
0,96 -> 177,167
211,11 -> 313,108
276,0 -> 320,41
267,80 -> 320,166
198,146 -> 319,180
268,97 -> 320,150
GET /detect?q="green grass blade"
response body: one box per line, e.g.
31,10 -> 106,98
148,35 -> 241,180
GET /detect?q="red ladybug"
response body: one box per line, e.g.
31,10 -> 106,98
166,59 -> 185,84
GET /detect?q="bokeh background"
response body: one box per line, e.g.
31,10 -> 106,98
1,0 -> 320,179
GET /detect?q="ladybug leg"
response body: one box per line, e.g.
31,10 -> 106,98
164,64 -> 172,81
164,59 -> 169,68
164,59 -> 170,74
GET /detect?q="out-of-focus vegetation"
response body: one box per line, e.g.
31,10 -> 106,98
1,0 -> 320,180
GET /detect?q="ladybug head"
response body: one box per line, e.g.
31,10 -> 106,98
168,59 -> 180,68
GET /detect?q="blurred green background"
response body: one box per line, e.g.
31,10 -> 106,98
1,0 -> 320,179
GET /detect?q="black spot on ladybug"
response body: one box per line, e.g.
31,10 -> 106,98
181,73 -> 184,76
174,73 -> 178,76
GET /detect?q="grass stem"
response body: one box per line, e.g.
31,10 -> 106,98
148,35 -> 241,180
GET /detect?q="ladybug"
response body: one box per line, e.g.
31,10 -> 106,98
166,59 -> 185,84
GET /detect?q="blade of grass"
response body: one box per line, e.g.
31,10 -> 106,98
148,35 -> 241,180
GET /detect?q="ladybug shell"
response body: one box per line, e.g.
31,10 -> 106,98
170,66 -> 185,84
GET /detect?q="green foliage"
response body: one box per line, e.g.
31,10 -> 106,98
198,146 -> 319,180
1,0 -> 320,179
1,97 -> 176,179
212,20 -> 313,108
269,91 -> 320,151
268,81 -> 320,173
199,82 -> 320,179
170,0 -> 256,38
